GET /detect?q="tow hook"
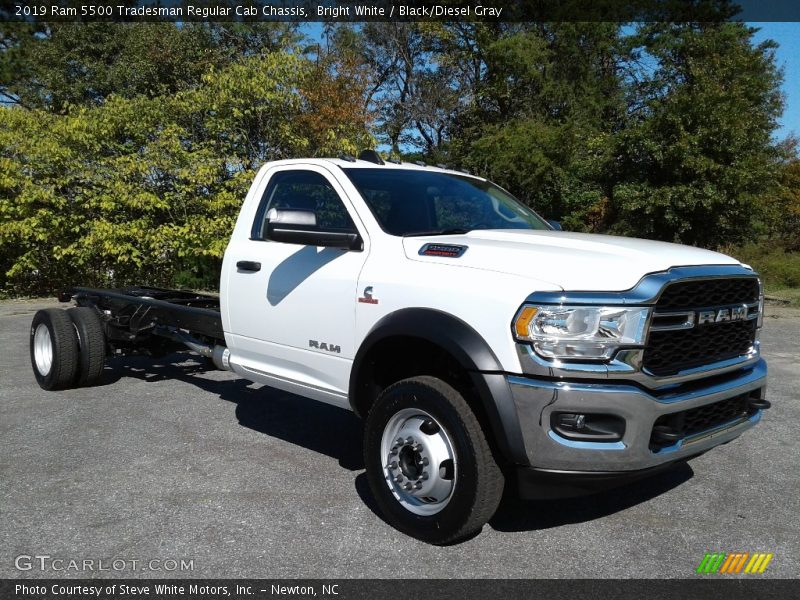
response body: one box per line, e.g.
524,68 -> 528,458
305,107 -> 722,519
651,425 -> 682,444
748,398 -> 771,410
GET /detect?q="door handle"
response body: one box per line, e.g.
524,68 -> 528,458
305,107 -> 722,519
236,260 -> 261,272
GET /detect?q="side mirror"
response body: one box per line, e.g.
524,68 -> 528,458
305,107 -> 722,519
547,219 -> 562,231
266,209 -> 363,251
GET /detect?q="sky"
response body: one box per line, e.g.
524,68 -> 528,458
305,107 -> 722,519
750,22 -> 800,142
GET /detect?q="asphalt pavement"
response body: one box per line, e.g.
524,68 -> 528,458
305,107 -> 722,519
1,299 -> 798,578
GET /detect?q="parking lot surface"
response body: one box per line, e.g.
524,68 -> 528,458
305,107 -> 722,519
1,299 -> 798,578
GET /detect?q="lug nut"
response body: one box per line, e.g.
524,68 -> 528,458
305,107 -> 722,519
396,437 -> 404,445
421,472 -> 429,480
421,457 -> 429,466
406,437 -> 414,444
395,474 -> 403,483
389,461 -> 397,469
404,483 -> 413,491
415,481 -> 423,490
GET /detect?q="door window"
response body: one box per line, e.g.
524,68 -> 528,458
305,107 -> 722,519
253,170 -> 356,239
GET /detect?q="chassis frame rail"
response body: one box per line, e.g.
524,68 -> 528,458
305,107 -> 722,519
64,286 -> 224,342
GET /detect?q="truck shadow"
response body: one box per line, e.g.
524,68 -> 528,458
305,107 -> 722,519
353,463 -> 694,536
488,462 -> 694,532
104,353 -> 693,534
103,353 -> 364,472
267,246 -> 343,306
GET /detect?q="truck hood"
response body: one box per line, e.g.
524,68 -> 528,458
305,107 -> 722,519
403,230 -> 743,292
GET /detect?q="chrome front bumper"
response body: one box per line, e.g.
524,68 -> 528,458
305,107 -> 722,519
507,359 -> 767,472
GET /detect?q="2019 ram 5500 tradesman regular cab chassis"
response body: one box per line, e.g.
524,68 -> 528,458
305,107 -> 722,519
30,154 -> 770,544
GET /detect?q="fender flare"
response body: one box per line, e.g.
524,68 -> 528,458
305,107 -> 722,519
349,308 -> 529,465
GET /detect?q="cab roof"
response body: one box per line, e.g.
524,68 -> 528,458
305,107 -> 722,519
262,157 -> 486,181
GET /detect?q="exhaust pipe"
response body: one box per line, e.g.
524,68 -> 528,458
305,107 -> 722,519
155,327 -> 231,371
211,344 -> 231,371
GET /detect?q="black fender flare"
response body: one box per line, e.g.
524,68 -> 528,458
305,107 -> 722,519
349,308 -> 529,465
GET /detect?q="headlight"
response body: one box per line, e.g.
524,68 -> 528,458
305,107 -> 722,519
513,305 -> 650,360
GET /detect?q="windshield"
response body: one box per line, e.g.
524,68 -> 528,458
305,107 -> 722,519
342,168 -> 551,236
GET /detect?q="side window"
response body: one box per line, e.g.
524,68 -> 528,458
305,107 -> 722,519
253,170 -> 356,239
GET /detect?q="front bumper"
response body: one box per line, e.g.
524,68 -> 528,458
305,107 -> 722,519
514,460 -> 692,500
506,358 -> 767,472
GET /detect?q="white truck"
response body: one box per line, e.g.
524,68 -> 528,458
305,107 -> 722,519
30,152 -> 770,544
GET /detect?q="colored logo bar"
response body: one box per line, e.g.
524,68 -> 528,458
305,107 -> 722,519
696,552 -> 773,574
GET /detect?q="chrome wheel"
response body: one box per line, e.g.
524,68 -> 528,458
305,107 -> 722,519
380,408 -> 457,516
33,323 -> 53,376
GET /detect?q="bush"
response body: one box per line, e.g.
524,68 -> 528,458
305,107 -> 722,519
722,243 -> 800,290
0,51 -> 372,296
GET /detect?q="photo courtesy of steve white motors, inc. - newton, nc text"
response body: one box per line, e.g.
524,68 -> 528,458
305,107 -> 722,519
1,0 -> 800,599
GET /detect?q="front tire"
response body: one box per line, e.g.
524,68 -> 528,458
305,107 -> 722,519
30,309 -> 79,391
364,376 -> 504,545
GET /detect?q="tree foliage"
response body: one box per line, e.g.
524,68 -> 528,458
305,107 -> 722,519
0,22 -> 300,110
0,36 -> 372,293
447,23 -> 625,231
610,22 -> 785,246
765,151 -> 800,251
0,20 -> 796,295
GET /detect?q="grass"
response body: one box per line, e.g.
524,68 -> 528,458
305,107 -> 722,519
763,287 -> 800,306
723,243 -> 800,306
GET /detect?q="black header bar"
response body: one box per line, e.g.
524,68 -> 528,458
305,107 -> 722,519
3,0 -> 800,23
1,579 -> 796,600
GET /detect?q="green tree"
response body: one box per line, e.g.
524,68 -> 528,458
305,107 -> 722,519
0,22 -> 300,111
0,50 -> 372,294
0,19 -> 791,295
331,23 -> 447,155
610,22 -> 784,246
446,23 -> 626,227
766,151 -> 800,250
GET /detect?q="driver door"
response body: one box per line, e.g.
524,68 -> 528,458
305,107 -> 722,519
224,165 -> 368,405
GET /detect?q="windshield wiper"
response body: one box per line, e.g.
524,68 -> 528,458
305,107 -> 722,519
404,228 -> 472,237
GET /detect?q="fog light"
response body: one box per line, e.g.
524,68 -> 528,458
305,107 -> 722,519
552,412 -> 625,442
558,413 -> 586,430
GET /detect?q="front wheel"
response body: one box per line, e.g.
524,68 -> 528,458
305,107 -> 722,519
363,376 -> 504,545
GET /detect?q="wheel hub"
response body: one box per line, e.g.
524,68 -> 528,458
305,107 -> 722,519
398,444 -> 423,480
33,323 -> 53,377
381,409 -> 457,516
